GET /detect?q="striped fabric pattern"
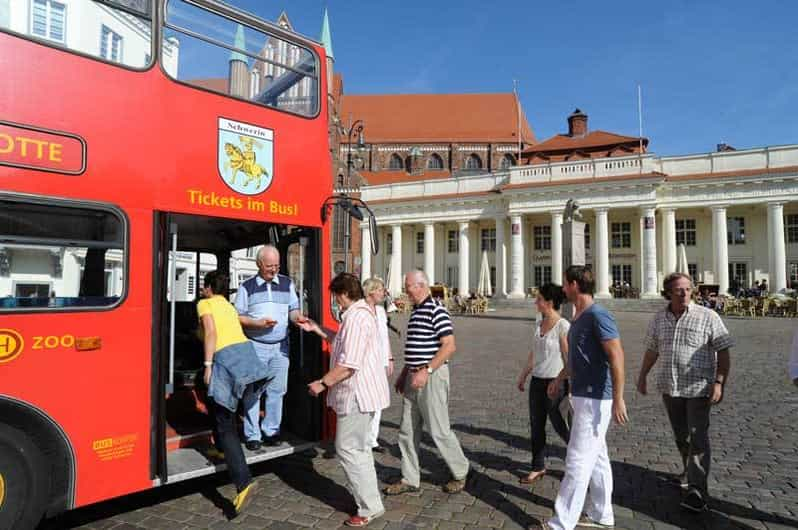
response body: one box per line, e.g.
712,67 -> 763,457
327,299 -> 390,414
404,296 -> 454,367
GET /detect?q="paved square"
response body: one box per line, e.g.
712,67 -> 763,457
44,311 -> 798,529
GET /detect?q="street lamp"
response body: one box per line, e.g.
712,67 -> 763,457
343,119 -> 365,272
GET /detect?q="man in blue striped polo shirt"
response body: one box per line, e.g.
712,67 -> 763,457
236,245 -> 314,450
384,270 -> 470,496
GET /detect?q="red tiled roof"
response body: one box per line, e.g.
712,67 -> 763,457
339,93 -> 535,144
360,170 -> 451,186
523,130 -> 646,154
188,77 -> 229,93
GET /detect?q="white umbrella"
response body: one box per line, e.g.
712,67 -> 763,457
676,243 -> 689,276
385,258 -> 396,297
477,250 -> 493,297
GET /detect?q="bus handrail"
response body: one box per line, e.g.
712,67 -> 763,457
167,223 -> 178,394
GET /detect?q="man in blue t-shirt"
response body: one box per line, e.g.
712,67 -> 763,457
543,266 -> 628,530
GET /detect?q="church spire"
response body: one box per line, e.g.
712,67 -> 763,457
229,23 -> 247,64
319,7 -> 334,60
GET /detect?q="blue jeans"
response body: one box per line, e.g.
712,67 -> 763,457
244,340 -> 289,440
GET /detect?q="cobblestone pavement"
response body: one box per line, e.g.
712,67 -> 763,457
43,311 -> 798,530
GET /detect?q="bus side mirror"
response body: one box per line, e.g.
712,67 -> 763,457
369,214 -> 379,255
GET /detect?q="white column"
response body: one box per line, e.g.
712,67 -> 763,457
458,221 -> 470,295
768,202 -> 787,292
712,206 -> 729,294
641,206 -> 658,297
509,214 -> 525,298
662,207 -> 677,275
495,216 -> 506,297
390,224 -> 403,297
595,208 -> 610,298
551,211 -> 563,284
424,222 -> 435,285
360,223 -> 371,279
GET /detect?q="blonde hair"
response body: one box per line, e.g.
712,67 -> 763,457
362,277 -> 385,295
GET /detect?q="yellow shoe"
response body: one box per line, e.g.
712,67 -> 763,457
233,480 -> 259,515
206,447 -> 225,460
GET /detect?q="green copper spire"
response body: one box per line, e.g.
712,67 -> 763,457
319,7 -> 334,60
229,23 -> 247,63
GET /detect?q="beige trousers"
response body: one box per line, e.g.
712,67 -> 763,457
398,364 -> 469,487
336,409 -> 385,518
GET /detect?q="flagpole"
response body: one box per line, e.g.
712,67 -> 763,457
637,84 -> 643,173
513,79 -> 521,166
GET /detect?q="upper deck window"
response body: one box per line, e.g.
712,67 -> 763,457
163,0 -> 319,117
1,0 -> 154,70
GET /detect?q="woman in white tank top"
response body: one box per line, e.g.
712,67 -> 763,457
516,283 -> 571,484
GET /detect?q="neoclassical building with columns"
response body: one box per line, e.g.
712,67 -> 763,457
359,143 -> 798,298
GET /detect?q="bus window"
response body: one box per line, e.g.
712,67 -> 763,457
0,0 -> 157,70
0,198 -> 126,310
163,0 -> 319,117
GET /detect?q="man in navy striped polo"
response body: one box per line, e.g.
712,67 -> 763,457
384,270 -> 470,496
236,245 -> 314,450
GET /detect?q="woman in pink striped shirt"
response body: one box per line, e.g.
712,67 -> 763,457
308,273 -> 390,527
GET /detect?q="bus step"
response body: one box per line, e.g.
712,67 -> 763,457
159,435 -> 315,486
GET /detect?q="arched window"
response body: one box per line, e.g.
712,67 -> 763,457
427,153 -> 444,169
499,154 -> 515,169
388,153 -> 403,170
465,154 -> 482,170
336,174 -> 344,187
405,156 -> 413,173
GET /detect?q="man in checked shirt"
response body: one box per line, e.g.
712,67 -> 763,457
637,272 -> 734,514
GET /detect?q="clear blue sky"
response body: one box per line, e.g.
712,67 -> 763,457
226,0 -> 797,156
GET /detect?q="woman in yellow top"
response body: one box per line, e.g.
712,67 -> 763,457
197,270 -> 268,517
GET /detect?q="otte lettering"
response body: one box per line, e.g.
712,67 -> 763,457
0,133 -> 63,162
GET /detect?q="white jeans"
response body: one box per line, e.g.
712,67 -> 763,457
336,410 -> 385,518
369,409 -> 382,448
548,397 -> 614,530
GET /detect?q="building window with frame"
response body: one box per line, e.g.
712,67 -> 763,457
388,154 -> 403,170
534,225 -> 551,251
786,214 -> 798,243
611,222 -> 631,248
675,219 -> 697,246
611,264 -> 633,287
447,230 -> 458,253
386,233 -> 392,255
534,265 -> 552,287
688,263 -> 697,281
465,154 -> 482,170
728,262 -> 748,287
499,154 -> 515,170
446,266 -> 458,288
584,223 -> 590,250
332,211 -> 346,250
416,232 -> 424,254
100,25 -> 124,63
31,0 -> 66,43
790,262 -> 798,288
481,228 -> 496,252
727,217 -> 745,245
427,153 -> 444,170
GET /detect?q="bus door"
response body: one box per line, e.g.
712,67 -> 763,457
276,228 -> 324,442
152,212 -> 323,485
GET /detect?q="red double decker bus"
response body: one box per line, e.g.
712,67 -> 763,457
0,1 -> 371,527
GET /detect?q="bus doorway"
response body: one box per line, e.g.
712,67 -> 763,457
152,212 -> 324,485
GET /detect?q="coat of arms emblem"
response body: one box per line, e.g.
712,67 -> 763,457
217,118 -> 273,195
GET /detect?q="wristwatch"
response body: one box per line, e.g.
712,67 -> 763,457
426,365 -> 434,375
